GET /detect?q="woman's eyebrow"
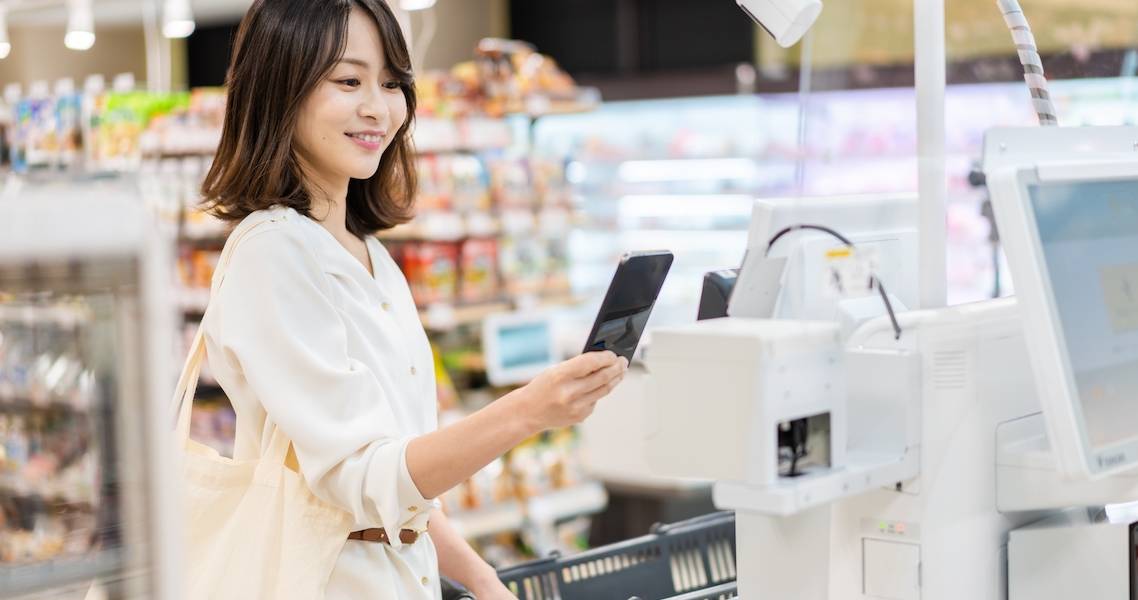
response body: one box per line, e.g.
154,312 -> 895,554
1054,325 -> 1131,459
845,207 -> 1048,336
338,57 -> 372,69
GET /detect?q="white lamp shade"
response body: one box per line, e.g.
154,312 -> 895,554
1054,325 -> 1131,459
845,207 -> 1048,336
163,0 -> 196,38
400,0 -> 437,11
65,31 -> 95,50
66,0 -> 95,50
163,20 -> 196,38
0,44 -> 10,60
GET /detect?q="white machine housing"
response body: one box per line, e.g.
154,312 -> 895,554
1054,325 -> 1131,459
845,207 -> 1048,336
646,319 -> 847,488
740,193 -> 918,323
1007,508 -> 1135,600
646,316 -> 921,518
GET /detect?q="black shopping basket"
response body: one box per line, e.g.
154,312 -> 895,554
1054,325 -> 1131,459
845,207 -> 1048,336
662,582 -> 739,599
497,511 -> 736,600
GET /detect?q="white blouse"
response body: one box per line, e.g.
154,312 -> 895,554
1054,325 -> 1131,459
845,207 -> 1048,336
202,206 -> 442,599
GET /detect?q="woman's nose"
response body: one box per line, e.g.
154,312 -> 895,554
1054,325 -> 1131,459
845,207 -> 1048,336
359,87 -> 388,122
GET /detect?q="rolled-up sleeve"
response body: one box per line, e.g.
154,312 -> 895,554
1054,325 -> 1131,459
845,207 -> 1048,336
211,225 -> 432,546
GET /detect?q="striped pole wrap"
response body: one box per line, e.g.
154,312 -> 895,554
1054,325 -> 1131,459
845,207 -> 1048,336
997,0 -> 1059,126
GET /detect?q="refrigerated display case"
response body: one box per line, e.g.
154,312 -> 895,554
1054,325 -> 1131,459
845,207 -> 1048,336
0,182 -> 180,599
532,76 -> 1138,321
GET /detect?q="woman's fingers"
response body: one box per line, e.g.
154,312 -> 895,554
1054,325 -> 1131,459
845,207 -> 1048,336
564,350 -> 622,377
575,359 -> 625,394
576,372 -> 625,407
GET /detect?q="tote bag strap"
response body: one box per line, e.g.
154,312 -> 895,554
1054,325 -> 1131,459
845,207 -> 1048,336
172,213 -> 290,466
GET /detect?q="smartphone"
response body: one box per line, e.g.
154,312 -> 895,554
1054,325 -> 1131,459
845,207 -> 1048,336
582,250 -> 674,362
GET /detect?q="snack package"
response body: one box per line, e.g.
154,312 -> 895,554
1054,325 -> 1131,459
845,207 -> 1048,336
488,158 -> 533,209
53,81 -> 83,170
450,154 -> 492,213
13,96 -> 54,171
459,238 -> 500,303
498,236 -> 546,297
402,242 -> 459,306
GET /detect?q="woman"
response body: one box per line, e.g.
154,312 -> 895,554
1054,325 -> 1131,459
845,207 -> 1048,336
197,1 -> 627,598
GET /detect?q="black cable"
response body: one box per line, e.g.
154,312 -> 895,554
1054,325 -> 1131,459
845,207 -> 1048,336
788,419 -> 808,477
765,224 -> 853,254
765,223 -> 903,340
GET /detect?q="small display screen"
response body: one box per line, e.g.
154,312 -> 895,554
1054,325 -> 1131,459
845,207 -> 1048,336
498,323 -> 552,370
1030,180 -> 1138,452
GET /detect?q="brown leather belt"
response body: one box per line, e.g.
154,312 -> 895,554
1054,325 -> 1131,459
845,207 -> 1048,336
348,528 -> 421,545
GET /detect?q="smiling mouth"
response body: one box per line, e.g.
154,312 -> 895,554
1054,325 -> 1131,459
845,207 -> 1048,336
346,132 -> 384,143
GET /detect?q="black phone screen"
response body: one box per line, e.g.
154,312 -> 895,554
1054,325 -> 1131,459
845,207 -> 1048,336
583,252 -> 673,362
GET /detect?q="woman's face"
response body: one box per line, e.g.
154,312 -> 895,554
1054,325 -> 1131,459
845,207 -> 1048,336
294,7 -> 408,192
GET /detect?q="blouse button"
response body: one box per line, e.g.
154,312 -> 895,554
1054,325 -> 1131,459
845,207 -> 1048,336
408,505 -> 418,512
381,301 -> 391,312
421,576 -> 429,586
410,366 -> 417,376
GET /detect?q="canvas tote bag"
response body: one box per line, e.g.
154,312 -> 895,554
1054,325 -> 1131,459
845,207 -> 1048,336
173,216 -> 354,599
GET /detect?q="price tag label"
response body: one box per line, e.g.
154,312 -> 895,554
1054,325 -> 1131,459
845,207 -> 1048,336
822,246 -> 878,299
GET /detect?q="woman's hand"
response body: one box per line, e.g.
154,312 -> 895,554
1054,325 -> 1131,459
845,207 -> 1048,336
405,352 -> 627,500
507,351 -> 628,433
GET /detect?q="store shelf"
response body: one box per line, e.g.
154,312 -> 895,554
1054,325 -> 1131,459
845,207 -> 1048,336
194,383 -> 226,399
413,116 -> 515,155
526,480 -> 608,524
178,288 -> 211,315
418,294 -> 581,332
0,548 -> 123,599
0,398 -> 89,415
419,301 -> 512,331
179,233 -> 228,247
144,150 -> 215,160
0,487 -> 95,509
449,481 -> 609,541
378,213 -> 505,242
450,501 -> 526,540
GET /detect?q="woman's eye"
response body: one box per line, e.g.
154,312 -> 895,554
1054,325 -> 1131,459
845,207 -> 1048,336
382,81 -> 402,91
339,78 -> 362,88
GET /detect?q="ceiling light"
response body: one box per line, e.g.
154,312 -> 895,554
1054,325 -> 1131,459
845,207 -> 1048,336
163,0 -> 196,39
0,8 -> 10,60
65,0 -> 95,51
400,0 -> 437,11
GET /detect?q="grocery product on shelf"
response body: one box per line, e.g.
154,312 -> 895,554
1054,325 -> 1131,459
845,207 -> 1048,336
416,38 -> 597,120
0,301 -> 108,569
396,241 -> 461,306
2,80 -> 222,177
498,236 -> 548,297
175,247 -> 221,313
10,85 -> 54,172
459,238 -> 501,304
188,399 -> 237,459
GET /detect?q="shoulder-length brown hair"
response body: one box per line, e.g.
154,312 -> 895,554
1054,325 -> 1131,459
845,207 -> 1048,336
201,0 -> 417,237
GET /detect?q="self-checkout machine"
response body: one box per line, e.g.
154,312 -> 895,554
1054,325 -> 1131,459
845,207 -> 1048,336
641,2 -> 1138,599
646,124 -> 1138,600
0,180 -> 182,599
